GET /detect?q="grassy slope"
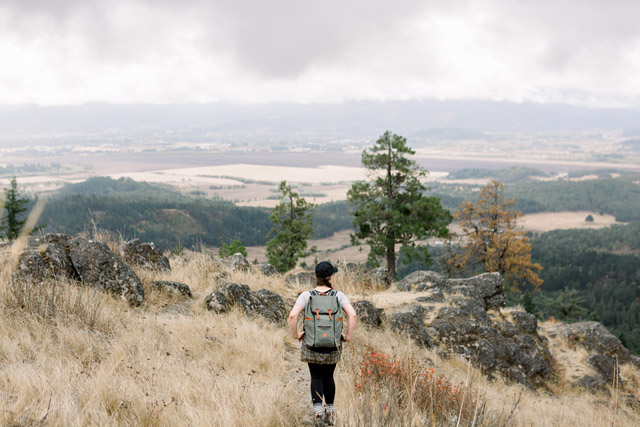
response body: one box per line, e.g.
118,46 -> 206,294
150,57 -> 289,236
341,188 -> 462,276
1,240 -> 639,426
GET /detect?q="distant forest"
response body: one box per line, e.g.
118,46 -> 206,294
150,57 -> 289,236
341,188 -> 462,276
37,177 -> 352,249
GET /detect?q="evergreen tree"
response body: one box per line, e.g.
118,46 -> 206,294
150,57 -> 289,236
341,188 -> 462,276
1,177 -> 29,241
266,181 -> 314,273
218,239 -> 248,258
347,131 -> 452,280
448,180 -> 543,291
536,288 -> 589,321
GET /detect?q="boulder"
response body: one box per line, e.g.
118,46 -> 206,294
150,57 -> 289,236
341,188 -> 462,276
69,237 -> 145,306
352,300 -> 385,327
285,271 -> 315,286
122,239 -> 170,271
390,306 -> 433,347
225,253 -> 250,272
216,282 -> 286,323
257,263 -> 277,276
151,281 -> 192,297
204,291 -> 229,313
416,287 -> 444,302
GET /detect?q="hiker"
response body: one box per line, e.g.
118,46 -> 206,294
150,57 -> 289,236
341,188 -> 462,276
288,261 -> 357,426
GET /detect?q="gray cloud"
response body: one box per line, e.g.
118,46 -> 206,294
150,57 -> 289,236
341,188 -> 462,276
0,0 -> 639,105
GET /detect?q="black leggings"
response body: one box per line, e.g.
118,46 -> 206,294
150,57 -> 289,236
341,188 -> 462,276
308,363 -> 336,405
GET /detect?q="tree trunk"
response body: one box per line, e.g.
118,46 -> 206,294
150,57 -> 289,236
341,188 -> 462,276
386,241 -> 396,281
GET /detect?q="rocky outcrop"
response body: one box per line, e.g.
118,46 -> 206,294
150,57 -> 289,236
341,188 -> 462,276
151,281 -> 192,297
545,321 -> 635,364
352,300 -> 386,327
545,321 -> 639,392
15,234 -> 147,306
69,238 -> 145,306
122,239 -> 170,271
208,282 -> 286,323
389,270 -> 551,389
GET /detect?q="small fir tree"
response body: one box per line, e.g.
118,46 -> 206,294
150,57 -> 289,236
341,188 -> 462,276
1,177 -> 29,241
266,181 -> 314,273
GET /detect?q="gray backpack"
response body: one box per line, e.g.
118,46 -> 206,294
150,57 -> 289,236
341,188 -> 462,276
303,290 -> 343,350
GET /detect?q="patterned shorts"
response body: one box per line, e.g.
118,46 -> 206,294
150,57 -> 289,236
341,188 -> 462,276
300,344 -> 342,365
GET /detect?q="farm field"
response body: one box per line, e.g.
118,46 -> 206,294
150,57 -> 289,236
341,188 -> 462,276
244,211 -> 625,264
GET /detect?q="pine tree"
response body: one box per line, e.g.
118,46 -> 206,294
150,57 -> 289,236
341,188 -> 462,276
448,180 -> 543,291
1,177 -> 29,241
266,181 -> 314,273
347,131 -> 451,280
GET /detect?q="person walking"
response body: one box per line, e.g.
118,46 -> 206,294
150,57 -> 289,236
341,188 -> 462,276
288,261 -> 357,426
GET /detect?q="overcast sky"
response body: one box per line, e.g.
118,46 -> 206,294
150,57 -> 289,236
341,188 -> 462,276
1,0 -> 639,107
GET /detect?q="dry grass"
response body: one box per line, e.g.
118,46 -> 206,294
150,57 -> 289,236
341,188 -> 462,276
1,244 -> 640,426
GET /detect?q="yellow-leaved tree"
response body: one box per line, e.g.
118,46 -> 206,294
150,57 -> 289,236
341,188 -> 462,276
448,180 -> 543,291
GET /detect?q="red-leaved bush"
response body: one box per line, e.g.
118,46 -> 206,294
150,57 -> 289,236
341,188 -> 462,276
354,346 -> 484,425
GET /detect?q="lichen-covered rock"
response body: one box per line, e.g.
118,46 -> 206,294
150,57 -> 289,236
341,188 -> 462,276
397,270 -> 446,291
204,291 -> 229,313
352,300 -> 385,327
16,234 -> 78,281
587,354 -> 623,386
16,251 -> 51,281
574,375 -> 610,394
151,281 -> 192,297
257,263 -> 277,276
285,271 -> 315,286
122,239 -> 170,271
369,267 -> 391,288
252,289 -> 287,324
44,243 -> 75,277
545,321 -> 633,364
390,306 -> 433,347
225,253 -> 250,272
216,282 -> 286,323
416,287 -> 444,302
448,273 -> 505,310
511,311 -> 538,335
69,237 -> 145,306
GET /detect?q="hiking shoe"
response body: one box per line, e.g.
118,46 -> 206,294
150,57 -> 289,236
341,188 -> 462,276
313,412 -> 325,427
323,410 -> 335,426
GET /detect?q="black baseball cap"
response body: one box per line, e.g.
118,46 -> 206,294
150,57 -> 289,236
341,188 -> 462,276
315,261 -> 338,278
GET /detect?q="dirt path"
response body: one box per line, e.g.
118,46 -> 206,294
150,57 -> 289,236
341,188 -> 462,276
283,342 -> 317,426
